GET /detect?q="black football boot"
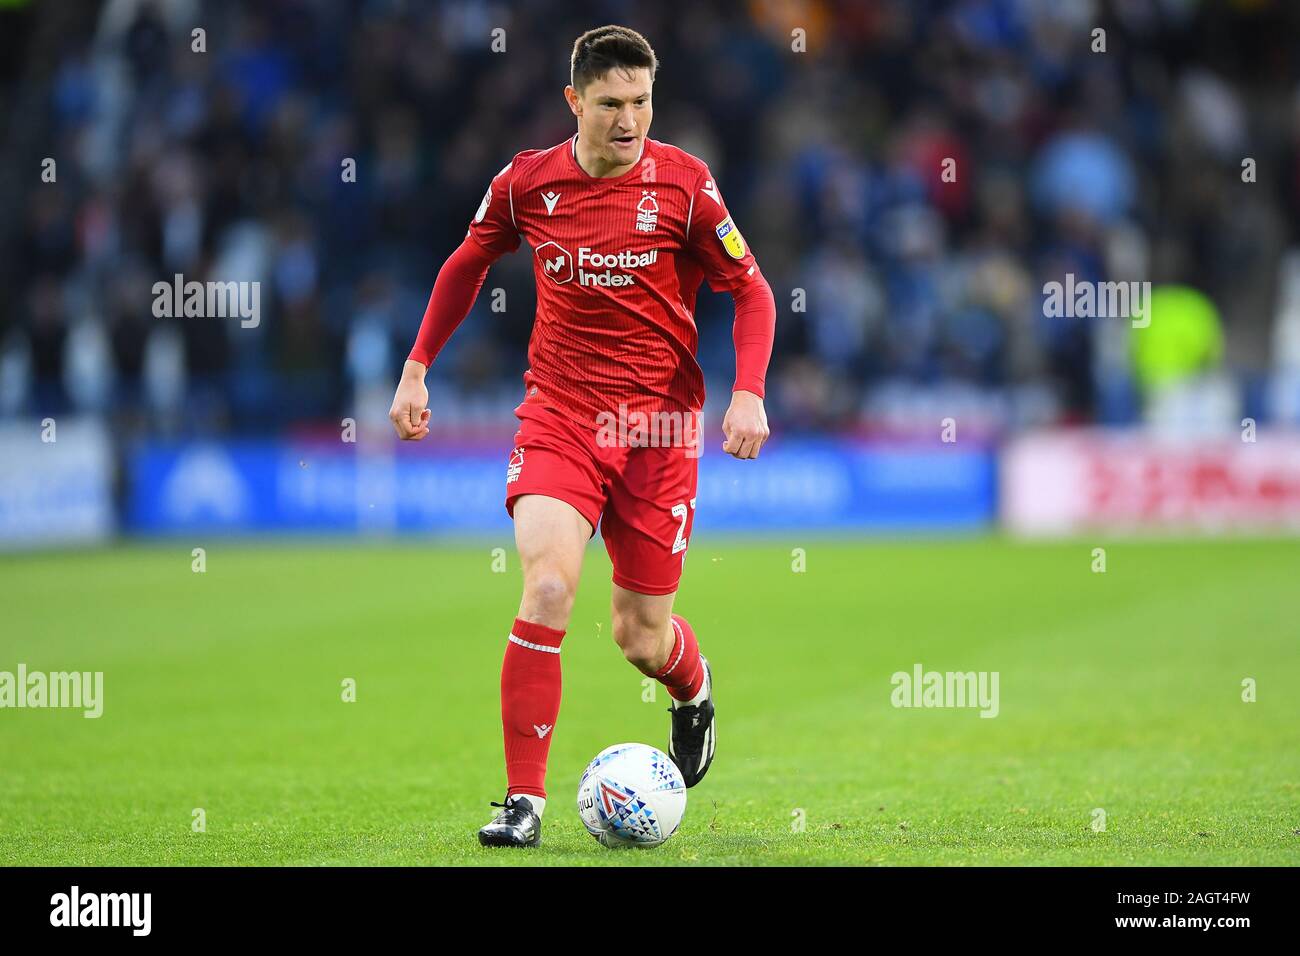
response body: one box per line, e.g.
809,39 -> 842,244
668,657 -> 715,787
477,795 -> 542,848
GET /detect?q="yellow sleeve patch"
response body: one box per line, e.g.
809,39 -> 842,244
714,216 -> 746,260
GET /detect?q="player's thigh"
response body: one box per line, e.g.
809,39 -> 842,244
601,447 -> 698,598
513,493 -> 592,580
505,403 -> 607,620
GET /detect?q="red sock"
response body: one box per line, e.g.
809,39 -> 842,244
501,617 -> 565,799
653,613 -> 705,702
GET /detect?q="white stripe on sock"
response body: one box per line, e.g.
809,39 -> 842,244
659,618 -> 686,676
509,634 -> 561,653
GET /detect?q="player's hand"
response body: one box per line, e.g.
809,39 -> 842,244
721,389 -> 769,460
389,359 -> 432,440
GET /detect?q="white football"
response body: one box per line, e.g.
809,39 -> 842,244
577,743 -> 687,848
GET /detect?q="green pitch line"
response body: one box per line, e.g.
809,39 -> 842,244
1,536 -> 1297,866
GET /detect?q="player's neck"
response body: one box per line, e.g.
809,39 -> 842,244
574,132 -> 639,179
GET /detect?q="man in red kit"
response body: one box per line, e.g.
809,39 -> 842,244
389,25 -> 776,847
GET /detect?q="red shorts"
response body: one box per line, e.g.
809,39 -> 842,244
504,392 -> 699,596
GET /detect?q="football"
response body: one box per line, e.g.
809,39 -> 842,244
577,743 -> 687,848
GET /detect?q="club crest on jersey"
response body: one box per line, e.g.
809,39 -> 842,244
534,240 -> 574,285
636,190 -> 658,233
506,447 -> 524,484
715,216 -> 745,260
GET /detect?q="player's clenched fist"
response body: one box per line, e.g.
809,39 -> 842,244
389,359 -> 432,440
721,389 -> 769,460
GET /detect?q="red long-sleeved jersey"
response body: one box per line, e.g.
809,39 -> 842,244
409,134 -> 775,428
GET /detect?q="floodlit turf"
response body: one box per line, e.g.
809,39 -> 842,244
1,536 -> 1297,866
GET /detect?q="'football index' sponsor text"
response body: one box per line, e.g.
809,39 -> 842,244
578,246 -> 657,286
0,664 -> 103,718
891,664 -> 999,718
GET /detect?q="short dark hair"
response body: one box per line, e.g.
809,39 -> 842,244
570,25 -> 658,93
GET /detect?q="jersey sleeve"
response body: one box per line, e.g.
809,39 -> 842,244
406,236 -> 497,368
684,167 -> 761,293
465,160 -> 522,257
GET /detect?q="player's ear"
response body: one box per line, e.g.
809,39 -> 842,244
564,85 -> 581,117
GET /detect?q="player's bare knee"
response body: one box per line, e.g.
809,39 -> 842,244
611,614 -> 671,672
616,632 -> 661,672
520,570 -> 576,627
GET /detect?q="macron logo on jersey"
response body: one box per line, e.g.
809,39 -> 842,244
541,191 -> 561,215
701,179 -> 721,206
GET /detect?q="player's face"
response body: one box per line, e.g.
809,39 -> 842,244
574,68 -> 653,167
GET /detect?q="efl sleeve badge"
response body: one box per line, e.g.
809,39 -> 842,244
714,216 -> 746,260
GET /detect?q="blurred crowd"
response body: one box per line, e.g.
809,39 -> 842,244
4,0 -> 1300,438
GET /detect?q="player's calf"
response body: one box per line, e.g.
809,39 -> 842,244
491,616 -> 564,846
654,614 -> 714,786
608,596 -> 715,786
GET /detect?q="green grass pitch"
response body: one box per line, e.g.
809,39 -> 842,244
1,536 -> 1297,866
